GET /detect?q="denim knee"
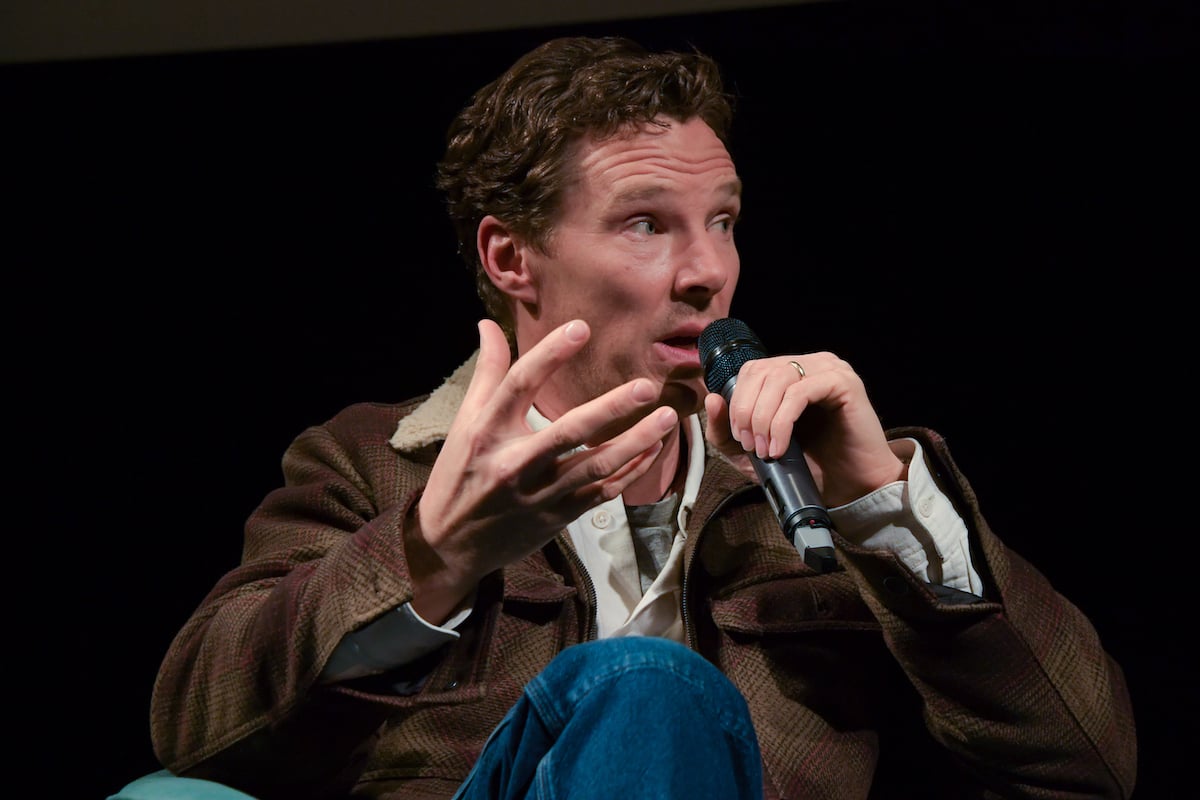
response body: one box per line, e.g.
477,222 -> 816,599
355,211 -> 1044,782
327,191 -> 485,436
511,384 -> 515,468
528,637 -> 756,739
452,637 -> 763,800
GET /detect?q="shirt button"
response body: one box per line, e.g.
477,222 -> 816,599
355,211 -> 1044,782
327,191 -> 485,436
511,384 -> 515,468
917,495 -> 934,517
592,510 -> 612,529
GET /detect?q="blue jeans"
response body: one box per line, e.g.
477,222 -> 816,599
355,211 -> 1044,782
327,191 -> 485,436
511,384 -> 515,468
111,637 -> 762,800
453,637 -> 762,800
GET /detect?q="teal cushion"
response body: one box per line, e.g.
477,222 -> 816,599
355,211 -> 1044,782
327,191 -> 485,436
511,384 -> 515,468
108,770 -> 258,800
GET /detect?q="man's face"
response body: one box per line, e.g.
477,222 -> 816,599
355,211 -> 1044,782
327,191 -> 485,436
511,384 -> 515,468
518,117 -> 741,420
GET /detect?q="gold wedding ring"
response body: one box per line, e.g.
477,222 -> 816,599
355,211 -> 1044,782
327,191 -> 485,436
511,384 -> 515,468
788,360 -> 806,379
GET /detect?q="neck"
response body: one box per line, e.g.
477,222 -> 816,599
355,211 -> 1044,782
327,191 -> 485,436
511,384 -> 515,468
623,422 -> 685,506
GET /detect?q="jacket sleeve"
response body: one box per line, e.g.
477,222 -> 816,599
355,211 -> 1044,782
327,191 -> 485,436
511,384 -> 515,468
833,426 -> 1137,799
149,401 -> 439,797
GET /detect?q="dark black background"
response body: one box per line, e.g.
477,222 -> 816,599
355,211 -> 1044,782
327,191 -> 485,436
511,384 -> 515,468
4,0 -> 1195,796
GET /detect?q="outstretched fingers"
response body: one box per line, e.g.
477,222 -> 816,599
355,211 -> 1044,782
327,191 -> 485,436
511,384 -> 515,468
552,404 -> 678,508
512,375 -> 678,508
486,319 -> 592,427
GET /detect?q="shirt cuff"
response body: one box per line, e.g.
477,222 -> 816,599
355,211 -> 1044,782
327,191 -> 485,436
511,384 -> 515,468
321,600 -> 472,683
829,438 -> 984,596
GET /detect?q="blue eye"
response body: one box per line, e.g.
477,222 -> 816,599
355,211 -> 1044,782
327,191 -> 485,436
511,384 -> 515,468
632,220 -> 657,235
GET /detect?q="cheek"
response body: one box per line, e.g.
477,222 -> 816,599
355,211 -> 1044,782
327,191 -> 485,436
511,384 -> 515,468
542,246 -> 675,324
581,271 -> 656,317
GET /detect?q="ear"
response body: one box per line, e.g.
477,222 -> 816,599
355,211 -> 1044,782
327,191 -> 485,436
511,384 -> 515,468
477,215 -> 538,305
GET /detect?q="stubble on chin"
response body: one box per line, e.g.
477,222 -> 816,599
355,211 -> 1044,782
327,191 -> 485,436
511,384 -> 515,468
658,377 -> 706,419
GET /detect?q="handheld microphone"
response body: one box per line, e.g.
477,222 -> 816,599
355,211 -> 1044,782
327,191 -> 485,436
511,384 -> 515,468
699,318 -> 837,573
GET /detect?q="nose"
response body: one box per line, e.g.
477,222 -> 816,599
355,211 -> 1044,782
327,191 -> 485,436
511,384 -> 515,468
673,230 -> 738,305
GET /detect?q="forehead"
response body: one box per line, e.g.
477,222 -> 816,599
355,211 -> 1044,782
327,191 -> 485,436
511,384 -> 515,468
566,118 -> 740,206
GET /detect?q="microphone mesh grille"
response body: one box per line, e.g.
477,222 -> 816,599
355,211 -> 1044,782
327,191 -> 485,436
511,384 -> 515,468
699,318 -> 769,393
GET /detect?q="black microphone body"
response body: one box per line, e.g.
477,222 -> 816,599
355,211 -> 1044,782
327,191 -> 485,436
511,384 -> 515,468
699,318 -> 837,573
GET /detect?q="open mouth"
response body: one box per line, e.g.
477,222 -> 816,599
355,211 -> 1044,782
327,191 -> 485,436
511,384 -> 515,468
661,336 -> 698,350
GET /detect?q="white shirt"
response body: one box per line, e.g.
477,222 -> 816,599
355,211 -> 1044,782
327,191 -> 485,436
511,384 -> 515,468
557,412 -> 707,642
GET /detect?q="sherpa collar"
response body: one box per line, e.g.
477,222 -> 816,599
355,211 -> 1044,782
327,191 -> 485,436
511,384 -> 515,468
389,350 -> 480,452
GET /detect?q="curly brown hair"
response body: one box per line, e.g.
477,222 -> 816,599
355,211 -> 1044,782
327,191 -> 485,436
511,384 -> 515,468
435,36 -> 735,339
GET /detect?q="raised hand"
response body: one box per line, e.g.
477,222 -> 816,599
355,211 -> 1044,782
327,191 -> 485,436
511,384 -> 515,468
407,318 -> 678,623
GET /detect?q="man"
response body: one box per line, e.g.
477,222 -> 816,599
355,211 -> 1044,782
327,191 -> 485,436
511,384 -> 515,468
128,36 -> 1136,799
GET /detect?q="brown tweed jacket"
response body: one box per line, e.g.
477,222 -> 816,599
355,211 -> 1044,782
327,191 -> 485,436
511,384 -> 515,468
150,389 -> 1136,799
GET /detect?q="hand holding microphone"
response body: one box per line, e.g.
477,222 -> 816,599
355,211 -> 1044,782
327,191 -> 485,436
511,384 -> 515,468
699,318 -> 838,572
700,318 -> 909,573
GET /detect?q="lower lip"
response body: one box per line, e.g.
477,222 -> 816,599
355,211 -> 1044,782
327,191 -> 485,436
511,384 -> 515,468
654,340 -> 702,370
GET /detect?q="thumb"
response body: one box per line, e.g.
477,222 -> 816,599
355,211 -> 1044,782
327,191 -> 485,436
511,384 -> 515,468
705,392 -> 759,483
703,392 -> 733,448
460,319 -> 512,411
